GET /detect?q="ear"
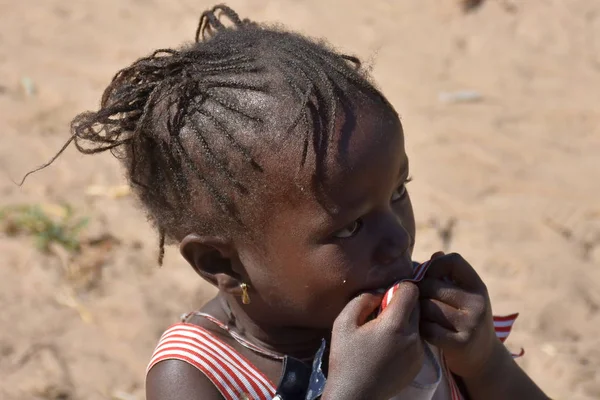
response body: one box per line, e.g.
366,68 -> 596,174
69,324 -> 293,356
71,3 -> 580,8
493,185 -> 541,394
179,234 -> 244,296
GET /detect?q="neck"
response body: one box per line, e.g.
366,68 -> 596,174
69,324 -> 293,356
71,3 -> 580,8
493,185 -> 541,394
208,294 -> 328,361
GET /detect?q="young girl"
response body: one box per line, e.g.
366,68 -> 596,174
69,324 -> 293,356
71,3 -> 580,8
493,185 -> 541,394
41,5 -> 549,400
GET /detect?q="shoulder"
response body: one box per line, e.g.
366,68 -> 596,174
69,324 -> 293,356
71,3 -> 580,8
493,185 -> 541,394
146,320 -> 227,400
146,359 -> 225,400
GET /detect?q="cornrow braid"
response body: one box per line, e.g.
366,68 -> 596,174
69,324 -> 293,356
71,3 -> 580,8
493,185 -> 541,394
23,4 -> 396,264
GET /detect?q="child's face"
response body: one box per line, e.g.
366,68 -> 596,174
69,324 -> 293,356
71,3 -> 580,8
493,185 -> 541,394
241,102 -> 416,330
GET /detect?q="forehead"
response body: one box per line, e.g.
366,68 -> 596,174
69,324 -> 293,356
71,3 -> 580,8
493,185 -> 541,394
179,88 -> 405,237
263,98 -> 406,215
323,101 -> 405,194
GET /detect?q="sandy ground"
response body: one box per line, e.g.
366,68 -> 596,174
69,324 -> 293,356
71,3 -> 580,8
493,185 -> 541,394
1,0 -> 599,399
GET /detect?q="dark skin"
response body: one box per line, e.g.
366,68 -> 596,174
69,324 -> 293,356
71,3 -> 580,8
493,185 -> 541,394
147,100 -> 549,399
417,252 -> 551,400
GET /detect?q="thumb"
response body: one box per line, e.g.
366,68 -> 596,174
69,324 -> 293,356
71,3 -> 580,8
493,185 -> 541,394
381,281 -> 420,330
335,292 -> 383,331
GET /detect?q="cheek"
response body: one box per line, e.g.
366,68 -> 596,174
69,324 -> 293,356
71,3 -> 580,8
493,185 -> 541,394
308,240 -> 377,297
271,244 -> 357,298
405,196 -> 416,237
244,232 -> 379,328
393,195 -> 416,244
248,245 -> 362,328
298,244 -> 373,320
272,243 -> 369,302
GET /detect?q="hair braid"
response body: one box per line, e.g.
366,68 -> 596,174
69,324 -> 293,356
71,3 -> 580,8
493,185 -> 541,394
23,4 -> 396,265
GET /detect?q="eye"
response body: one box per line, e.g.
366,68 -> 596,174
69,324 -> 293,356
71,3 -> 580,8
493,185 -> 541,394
333,219 -> 363,239
391,185 -> 406,202
391,177 -> 412,203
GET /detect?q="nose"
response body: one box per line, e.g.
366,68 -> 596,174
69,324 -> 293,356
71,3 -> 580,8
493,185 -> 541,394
374,214 -> 412,266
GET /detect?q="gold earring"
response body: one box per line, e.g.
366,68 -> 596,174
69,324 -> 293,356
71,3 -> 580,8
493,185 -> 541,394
240,283 -> 251,305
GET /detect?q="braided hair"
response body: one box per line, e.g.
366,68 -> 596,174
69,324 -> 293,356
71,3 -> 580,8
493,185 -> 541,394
24,5 -> 397,264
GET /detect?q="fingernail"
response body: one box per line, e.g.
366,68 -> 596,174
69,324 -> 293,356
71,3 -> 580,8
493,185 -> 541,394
431,251 -> 445,259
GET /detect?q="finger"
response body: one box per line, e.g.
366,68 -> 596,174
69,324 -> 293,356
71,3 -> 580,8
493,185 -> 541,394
430,251 -> 445,260
420,320 -> 463,349
381,281 -> 420,330
424,253 -> 485,291
335,292 -> 384,330
409,298 -> 421,328
418,278 -> 470,309
420,298 -> 462,331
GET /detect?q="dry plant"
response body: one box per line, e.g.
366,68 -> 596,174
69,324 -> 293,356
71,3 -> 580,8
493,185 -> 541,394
1,203 -> 119,322
0,203 -> 88,253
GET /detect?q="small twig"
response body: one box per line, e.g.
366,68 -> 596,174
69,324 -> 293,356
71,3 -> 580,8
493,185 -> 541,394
55,289 -> 94,324
430,217 -> 457,252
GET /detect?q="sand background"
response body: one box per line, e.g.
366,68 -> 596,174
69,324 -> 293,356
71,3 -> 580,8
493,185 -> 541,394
1,0 -> 599,399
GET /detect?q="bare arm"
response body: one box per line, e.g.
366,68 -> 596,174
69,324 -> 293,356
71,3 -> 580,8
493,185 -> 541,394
461,341 -> 549,400
146,360 -> 225,400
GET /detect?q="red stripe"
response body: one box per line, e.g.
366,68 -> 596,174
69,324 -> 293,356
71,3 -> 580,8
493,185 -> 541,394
158,339 -> 260,398
513,348 -> 525,358
175,324 -> 275,395
164,324 -> 271,389
441,353 -> 462,400
155,343 -> 255,398
493,313 -> 519,322
150,352 -> 235,400
149,324 -> 275,399
494,326 -> 513,332
164,333 -> 269,398
161,329 -> 272,398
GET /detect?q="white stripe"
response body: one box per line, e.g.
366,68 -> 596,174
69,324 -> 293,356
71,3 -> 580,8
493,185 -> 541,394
151,341 -> 250,395
164,327 -> 274,397
493,319 -> 516,328
385,288 -> 394,307
159,338 -> 264,397
161,324 -> 195,339
150,348 -> 238,399
155,338 -> 263,399
168,326 -> 274,394
152,342 -> 257,398
160,335 -> 270,399
162,325 -> 273,393
495,331 -> 510,339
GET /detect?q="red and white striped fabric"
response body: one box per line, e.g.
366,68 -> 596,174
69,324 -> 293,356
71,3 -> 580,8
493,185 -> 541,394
147,323 -> 276,400
493,313 -> 519,343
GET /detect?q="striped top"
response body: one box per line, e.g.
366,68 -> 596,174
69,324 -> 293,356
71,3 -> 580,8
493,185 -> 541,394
147,261 -> 522,400
148,322 -> 277,400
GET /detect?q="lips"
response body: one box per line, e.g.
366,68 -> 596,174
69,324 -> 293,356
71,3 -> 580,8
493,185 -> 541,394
379,260 -> 430,313
356,258 -> 415,297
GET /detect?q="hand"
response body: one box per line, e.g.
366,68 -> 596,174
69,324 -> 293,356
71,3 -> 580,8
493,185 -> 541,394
323,282 -> 424,400
417,252 -> 498,378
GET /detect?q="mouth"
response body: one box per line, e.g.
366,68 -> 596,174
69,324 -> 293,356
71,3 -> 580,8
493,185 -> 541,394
354,259 -> 414,297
